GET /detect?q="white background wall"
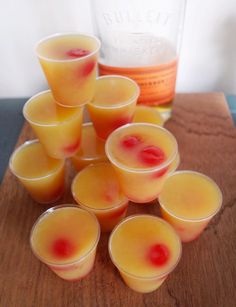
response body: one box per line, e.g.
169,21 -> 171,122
0,0 -> 236,98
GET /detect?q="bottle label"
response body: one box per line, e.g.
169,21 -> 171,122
99,59 -> 178,106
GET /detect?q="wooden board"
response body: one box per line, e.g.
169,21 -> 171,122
1,93 -> 236,307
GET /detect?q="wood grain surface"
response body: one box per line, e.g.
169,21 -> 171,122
1,93 -> 236,307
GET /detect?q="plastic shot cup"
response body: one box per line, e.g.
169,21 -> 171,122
109,215 -> 182,293
72,163 -> 128,232
23,90 -> 83,159
70,122 -> 107,171
159,171 -> 223,242
133,105 -> 164,126
87,75 -> 140,140
35,33 -> 101,107
105,123 -> 178,203
9,140 -> 65,204
30,205 -> 100,281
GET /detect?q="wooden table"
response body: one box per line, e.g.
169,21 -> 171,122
1,93 -> 236,307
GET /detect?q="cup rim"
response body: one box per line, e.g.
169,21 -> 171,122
71,162 -> 129,211
9,139 -> 65,181
108,214 -> 182,280
23,90 -> 84,127
88,75 -> 140,109
105,123 -> 178,173
158,170 -> 223,222
30,204 -> 101,267
71,122 -> 106,161
35,32 -> 101,63
51,98 -> 88,109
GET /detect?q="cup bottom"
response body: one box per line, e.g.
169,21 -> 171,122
120,271 -> 167,293
126,194 -> 159,204
31,186 -> 65,204
48,249 -> 96,281
55,98 -> 88,108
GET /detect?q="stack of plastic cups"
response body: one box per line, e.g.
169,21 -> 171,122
8,31 -> 222,293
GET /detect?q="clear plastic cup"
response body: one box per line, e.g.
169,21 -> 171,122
23,90 -> 83,159
35,33 -> 101,107
88,75 -> 140,140
30,205 -> 100,281
9,140 -> 65,204
159,171 -> 223,242
109,214 -> 182,293
105,123 -> 178,203
70,122 -> 107,171
133,105 -> 164,126
72,162 -> 129,232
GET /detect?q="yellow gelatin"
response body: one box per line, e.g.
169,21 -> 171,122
159,171 -> 222,242
70,123 -> 107,171
30,205 -> 100,280
72,163 -> 128,232
133,105 -> 164,126
88,76 -> 139,140
109,215 -> 181,293
106,123 -> 178,203
9,140 -> 65,204
36,33 -> 100,107
23,90 -> 83,159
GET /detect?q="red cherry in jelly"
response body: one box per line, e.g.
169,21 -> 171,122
82,61 -> 96,77
177,226 -> 185,233
152,167 -> 168,179
139,146 -> 166,166
104,191 -> 118,203
104,182 -> 119,202
63,139 -> 80,154
121,135 -> 142,149
104,192 -> 114,202
66,48 -> 90,58
52,238 -> 76,258
148,244 -> 169,266
112,117 -> 131,130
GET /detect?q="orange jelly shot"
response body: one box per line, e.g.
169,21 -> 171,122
30,205 -> 100,281
23,90 -> 83,159
109,215 -> 181,293
72,163 -> 128,232
88,76 -> 139,140
70,123 -> 107,171
159,171 -> 222,242
133,105 -> 164,126
35,33 -> 100,107
9,140 -> 65,204
106,123 -> 178,203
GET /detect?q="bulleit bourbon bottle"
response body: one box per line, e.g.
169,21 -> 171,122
91,0 -> 186,119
